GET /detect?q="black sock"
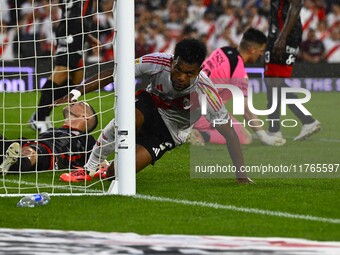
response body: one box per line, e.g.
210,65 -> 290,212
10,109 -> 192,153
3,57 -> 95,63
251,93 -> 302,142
36,80 -> 54,121
54,85 -> 70,100
35,80 -> 71,121
54,79 -> 73,100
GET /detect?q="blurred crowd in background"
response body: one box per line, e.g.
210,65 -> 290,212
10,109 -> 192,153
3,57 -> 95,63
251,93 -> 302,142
0,0 -> 339,63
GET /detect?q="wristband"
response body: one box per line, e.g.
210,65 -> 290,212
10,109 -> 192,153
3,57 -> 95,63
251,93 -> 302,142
70,89 -> 82,101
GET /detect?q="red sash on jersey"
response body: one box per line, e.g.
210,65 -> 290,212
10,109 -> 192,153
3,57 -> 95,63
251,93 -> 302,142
25,17 -> 33,33
328,20 -> 340,33
0,35 -> 8,57
319,31 -> 329,42
159,40 -> 172,53
226,16 -> 237,29
302,11 -> 315,31
82,0 -> 91,16
207,23 -> 216,40
149,92 -> 192,111
254,16 -> 262,28
326,44 -> 340,60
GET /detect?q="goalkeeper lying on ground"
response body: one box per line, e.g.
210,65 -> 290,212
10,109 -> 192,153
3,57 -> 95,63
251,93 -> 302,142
0,102 -> 106,178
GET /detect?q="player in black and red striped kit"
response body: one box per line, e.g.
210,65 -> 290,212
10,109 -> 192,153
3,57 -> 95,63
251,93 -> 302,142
265,0 -> 321,141
29,0 -> 100,133
1,102 -> 100,180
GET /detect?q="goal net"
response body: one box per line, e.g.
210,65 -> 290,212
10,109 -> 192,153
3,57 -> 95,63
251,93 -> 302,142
0,0 -> 135,196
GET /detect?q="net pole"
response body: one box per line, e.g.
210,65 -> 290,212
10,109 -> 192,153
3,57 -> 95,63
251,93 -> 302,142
108,0 -> 136,195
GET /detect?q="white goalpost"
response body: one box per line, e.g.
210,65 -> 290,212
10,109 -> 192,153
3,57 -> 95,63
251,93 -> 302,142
109,0 -> 135,195
0,0 -> 135,196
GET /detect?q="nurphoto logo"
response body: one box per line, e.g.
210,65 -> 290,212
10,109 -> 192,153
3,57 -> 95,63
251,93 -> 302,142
200,84 -> 312,128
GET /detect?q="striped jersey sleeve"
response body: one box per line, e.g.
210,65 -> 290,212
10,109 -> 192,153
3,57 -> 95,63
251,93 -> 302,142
196,72 -> 230,124
135,53 -> 172,77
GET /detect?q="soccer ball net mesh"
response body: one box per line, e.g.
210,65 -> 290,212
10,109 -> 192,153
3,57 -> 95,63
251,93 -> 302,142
0,0 -> 117,196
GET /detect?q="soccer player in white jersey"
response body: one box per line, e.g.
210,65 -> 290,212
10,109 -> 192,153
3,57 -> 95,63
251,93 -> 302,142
56,39 -> 253,184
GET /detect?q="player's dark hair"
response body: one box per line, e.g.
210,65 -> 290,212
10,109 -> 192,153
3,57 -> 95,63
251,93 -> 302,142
240,28 -> 267,49
174,39 -> 207,66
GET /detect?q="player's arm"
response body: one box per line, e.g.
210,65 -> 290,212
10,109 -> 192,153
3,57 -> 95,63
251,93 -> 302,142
274,0 -> 303,58
199,80 -> 253,183
87,34 -> 101,48
243,100 -> 286,146
215,123 -> 254,184
54,68 -> 114,104
54,54 -> 157,104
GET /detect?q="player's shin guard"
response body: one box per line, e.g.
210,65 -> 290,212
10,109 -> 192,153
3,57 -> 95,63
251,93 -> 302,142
85,119 -> 116,177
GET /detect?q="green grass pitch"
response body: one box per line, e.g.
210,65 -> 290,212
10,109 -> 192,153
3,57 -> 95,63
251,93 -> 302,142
0,91 -> 339,241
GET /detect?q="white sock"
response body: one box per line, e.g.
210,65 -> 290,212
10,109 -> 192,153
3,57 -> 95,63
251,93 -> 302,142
85,119 -> 116,175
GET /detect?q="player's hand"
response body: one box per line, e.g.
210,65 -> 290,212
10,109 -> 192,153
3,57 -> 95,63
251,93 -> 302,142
54,89 -> 81,105
235,170 -> 254,184
236,177 -> 255,184
273,37 -> 287,60
54,94 -> 72,105
87,34 -> 101,48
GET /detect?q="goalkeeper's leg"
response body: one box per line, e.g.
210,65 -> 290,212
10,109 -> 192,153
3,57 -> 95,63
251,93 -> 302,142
85,119 -> 116,177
